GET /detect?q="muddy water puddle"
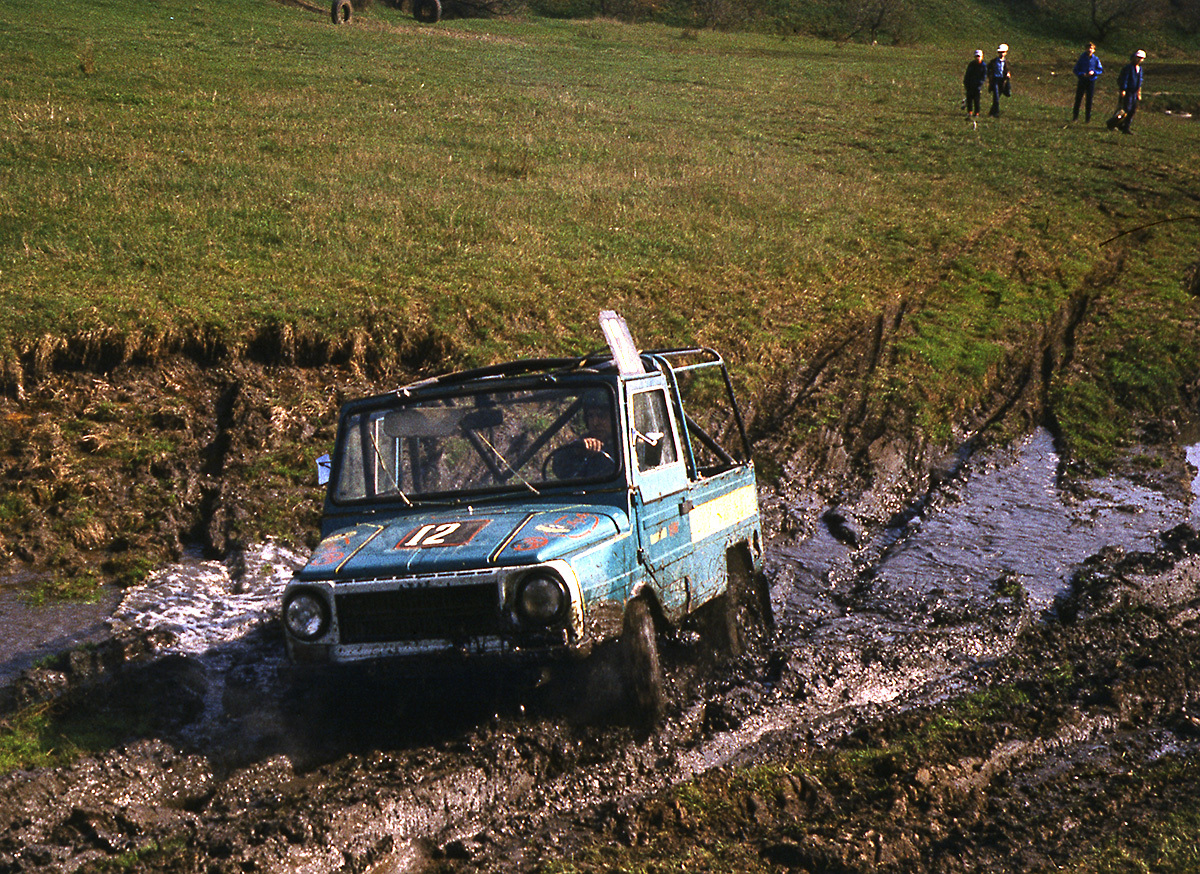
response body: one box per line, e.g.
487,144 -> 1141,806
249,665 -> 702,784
110,540 -> 306,657
0,576 -> 122,687
737,427 -> 1200,764
776,428 -> 1200,616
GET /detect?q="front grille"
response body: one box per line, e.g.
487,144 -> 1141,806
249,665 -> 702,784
335,582 -> 503,645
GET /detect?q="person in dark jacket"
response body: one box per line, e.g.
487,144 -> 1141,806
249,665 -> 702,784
988,44 -> 1011,117
1115,50 -> 1145,134
963,49 -> 987,117
1072,42 -> 1103,122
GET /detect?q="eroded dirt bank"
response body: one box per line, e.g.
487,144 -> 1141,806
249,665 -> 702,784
0,291 -> 1114,589
2,296 -> 1199,873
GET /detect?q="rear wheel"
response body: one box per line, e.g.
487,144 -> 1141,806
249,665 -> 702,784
331,0 -> 352,24
412,0 -> 442,22
621,598 -> 664,728
704,547 -> 772,658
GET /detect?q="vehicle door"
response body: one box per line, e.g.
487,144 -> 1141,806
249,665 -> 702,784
626,382 -> 693,616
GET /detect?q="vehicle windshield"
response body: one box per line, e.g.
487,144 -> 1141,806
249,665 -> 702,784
332,385 -> 620,503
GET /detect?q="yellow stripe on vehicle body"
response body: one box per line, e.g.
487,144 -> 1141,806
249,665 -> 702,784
689,485 -> 758,543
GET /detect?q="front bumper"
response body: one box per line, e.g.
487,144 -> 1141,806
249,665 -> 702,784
284,562 -> 587,666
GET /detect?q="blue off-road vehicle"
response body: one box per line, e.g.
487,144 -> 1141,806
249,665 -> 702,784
282,312 -> 770,722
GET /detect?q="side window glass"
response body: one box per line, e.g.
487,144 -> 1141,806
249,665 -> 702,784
631,390 -> 679,472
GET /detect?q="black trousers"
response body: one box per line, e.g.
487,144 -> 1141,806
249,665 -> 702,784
1120,95 -> 1139,131
965,86 -> 981,115
1074,77 -> 1097,120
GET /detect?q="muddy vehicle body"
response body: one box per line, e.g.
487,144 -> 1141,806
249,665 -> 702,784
282,313 -> 769,719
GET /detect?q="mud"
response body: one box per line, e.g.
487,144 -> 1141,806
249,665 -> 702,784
2,416 -> 1199,873
2,306 -> 1200,873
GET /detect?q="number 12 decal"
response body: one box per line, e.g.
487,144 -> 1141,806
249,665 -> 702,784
394,519 -> 490,549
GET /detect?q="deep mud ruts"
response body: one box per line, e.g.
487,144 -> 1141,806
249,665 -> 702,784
2,425 -> 1199,873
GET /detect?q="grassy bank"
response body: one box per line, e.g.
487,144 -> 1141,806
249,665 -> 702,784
1,0 -> 1199,584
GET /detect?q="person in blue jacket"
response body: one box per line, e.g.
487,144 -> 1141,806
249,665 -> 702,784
1072,42 -> 1103,122
1115,50 -> 1146,134
963,49 -> 987,117
987,44 -> 1011,117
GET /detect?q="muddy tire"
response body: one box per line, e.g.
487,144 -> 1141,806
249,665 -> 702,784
412,0 -> 441,22
707,547 -> 772,657
621,598 -> 664,728
699,586 -> 742,659
331,0 -> 353,24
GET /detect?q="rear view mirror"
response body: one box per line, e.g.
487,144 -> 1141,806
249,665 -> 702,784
382,408 -> 462,438
459,407 -> 503,430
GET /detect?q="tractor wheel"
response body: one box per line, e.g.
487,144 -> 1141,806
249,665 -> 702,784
412,0 -> 442,22
621,598 -> 664,728
331,0 -> 353,24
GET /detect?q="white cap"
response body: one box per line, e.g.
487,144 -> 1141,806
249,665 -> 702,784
974,49 -> 983,56
1135,49 -> 1146,59
997,43 -> 1009,52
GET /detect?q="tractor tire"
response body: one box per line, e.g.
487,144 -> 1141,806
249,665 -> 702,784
621,598 -> 664,728
331,0 -> 353,24
412,0 -> 442,22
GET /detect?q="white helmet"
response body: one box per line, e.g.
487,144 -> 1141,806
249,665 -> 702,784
998,43 -> 1009,52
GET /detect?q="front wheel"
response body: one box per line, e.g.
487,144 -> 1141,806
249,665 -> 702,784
412,0 -> 442,22
621,599 -> 664,728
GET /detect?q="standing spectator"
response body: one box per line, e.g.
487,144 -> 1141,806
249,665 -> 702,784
963,49 -> 987,117
988,44 -> 1011,117
1115,50 -> 1146,134
1072,42 -> 1104,122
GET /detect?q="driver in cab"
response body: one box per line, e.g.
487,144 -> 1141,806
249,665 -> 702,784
551,395 -> 618,480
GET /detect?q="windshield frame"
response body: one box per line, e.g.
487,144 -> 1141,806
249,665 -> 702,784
327,379 -> 624,507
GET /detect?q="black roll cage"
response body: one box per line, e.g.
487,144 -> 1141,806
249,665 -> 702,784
394,346 -> 753,465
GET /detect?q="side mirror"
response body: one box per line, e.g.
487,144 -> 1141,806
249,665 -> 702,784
316,453 -> 331,486
634,430 -> 663,469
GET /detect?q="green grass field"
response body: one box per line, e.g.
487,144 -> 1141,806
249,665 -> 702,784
1,5 -> 1200,856
2,0 -> 1199,455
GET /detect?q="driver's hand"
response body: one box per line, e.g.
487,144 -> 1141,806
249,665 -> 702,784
583,437 -> 604,452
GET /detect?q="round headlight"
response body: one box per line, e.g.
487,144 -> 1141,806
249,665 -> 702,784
284,590 -> 330,641
515,574 -> 567,626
